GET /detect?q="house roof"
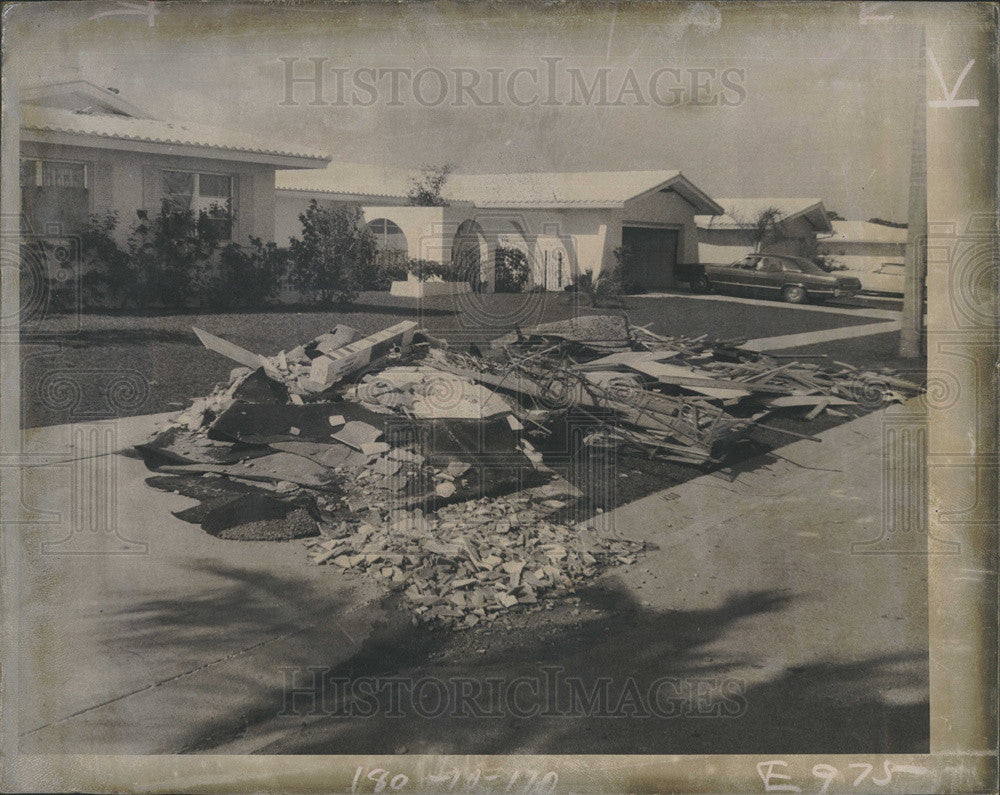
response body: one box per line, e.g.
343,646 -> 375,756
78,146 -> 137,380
276,162 -> 419,201
696,198 -> 833,233
21,79 -> 152,119
446,170 -> 722,212
21,105 -> 331,168
823,220 -> 908,245
276,167 -> 723,213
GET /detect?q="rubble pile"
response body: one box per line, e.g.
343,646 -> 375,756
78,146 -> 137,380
305,488 -> 643,628
138,313 -> 923,626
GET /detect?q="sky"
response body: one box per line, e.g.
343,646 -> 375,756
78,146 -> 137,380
5,0 -> 945,221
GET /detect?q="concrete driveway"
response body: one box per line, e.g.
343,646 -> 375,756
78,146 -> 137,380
8,397 -> 928,755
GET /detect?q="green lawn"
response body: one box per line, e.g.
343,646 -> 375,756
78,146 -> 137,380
21,291 -> 906,428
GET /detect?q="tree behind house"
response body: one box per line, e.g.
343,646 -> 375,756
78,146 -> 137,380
407,164 -> 453,206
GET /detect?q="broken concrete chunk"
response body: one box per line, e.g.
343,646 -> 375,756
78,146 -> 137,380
332,421 -> 383,451
435,481 -> 457,498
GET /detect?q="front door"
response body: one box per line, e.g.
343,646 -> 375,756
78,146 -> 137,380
621,226 -> 679,291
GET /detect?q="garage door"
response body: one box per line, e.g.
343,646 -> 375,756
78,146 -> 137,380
621,226 -> 679,291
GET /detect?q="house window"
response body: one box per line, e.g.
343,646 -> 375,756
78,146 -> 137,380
162,170 -> 233,238
20,158 -> 89,235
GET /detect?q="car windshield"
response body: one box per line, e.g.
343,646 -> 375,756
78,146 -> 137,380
781,257 -> 827,275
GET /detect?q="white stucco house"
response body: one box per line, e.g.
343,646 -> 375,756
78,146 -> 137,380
18,79 -> 331,246
695,198 -> 833,264
276,165 -> 723,292
817,220 -> 907,295
20,79 -> 726,298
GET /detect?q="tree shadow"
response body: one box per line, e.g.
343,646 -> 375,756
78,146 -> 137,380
117,572 -> 925,755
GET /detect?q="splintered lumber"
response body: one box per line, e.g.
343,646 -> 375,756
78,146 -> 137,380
618,359 -> 790,399
763,395 -> 856,408
306,321 -> 418,388
805,399 -> 831,420
193,327 -> 267,369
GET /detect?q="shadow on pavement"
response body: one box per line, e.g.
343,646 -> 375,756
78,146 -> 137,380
165,582 -> 927,755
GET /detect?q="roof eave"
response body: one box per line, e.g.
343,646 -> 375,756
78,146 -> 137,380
22,128 -> 331,169
276,187 -> 412,203
664,175 -> 725,215
470,200 -> 624,210
797,202 -> 833,233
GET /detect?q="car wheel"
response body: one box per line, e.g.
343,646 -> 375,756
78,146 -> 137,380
693,275 -> 712,293
783,285 -> 807,304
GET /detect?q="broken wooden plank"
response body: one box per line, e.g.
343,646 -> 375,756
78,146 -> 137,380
805,399 -> 831,420
764,395 -> 856,409
193,327 -> 267,370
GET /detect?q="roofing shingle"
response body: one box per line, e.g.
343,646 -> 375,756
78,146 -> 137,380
277,166 -> 721,212
21,105 -> 330,164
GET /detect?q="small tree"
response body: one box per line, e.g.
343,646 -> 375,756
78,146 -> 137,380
288,200 -> 376,305
494,246 -> 530,293
407,164 -> 453,206
125,201 -> 229,309
750,207 -> 786,253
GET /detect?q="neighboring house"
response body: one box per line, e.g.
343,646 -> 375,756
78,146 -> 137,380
19,80 -> 330,249
276,167 -> 722,292
817,220 -> 907,295
696,198 -> 833,264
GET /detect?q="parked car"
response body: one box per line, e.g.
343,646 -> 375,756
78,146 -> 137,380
691,254 -> 862,304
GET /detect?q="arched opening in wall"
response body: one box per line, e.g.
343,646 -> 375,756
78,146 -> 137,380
451,219 -> 489,290
367,218 -> 408,252
495,219 -> 533,292
536,240 -> 573,291
367,218 -> 410,284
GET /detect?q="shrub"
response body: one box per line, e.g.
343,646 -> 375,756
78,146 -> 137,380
407,258 -> 457,282
125,201 -> 228,308
288,200 -> 376,305
576,254 -> 627,308
207,237 -> 289,308
354,248 -> 410,291
494,246 -> 530,293
79,212 -> 135,308
610,245 -> 642,294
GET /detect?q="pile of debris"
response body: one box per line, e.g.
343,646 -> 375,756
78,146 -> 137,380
138,314 -> 923,627
304,487 -> 643,628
